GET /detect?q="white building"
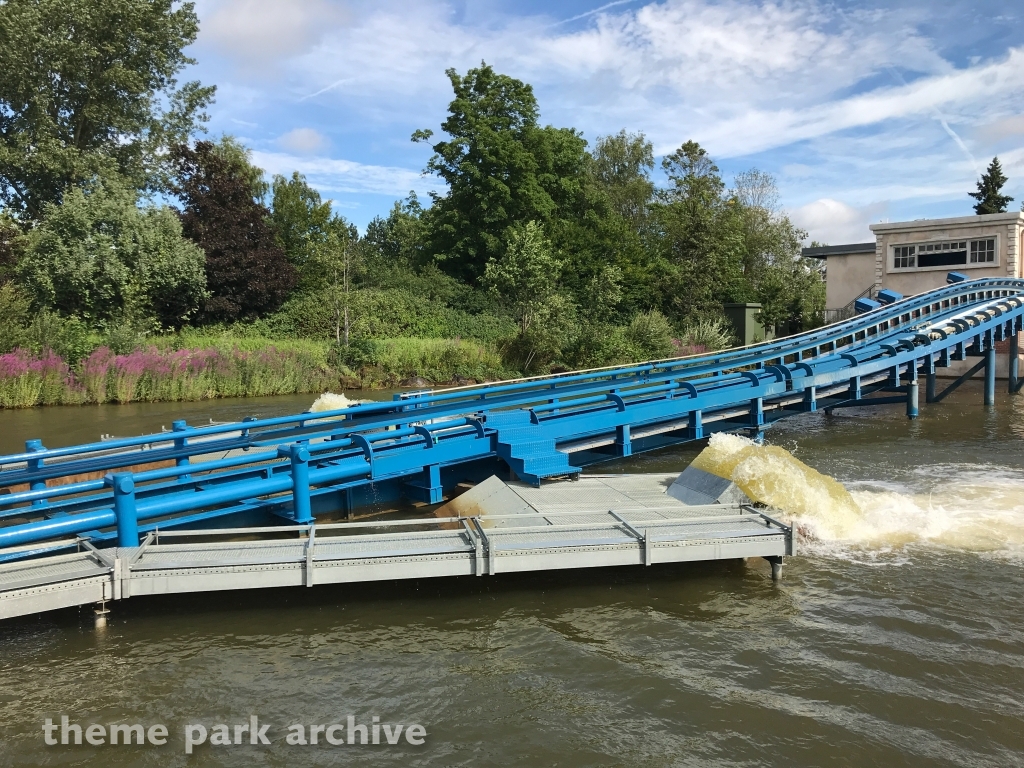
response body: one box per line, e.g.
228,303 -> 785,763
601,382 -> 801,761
804,211 -> 1024,315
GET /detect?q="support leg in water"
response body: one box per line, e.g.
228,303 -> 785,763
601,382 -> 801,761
985,344 -> 996,406
764,555 -> 783,582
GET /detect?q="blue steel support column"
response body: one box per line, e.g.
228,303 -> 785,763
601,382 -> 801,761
172,420 -> 190,481
985,344 -> 996,407
282,444 -> 313,524
688,410 -> 703,440
107,473 -> 139,547
906,381 -> 919,419
1010,331 -> 1019,394
749,397 -> 765,442
907,359 -> 919,419
615,424 -> 632,457
25,439 -> 47,508
424,464 -> 443,504
804,386 -> 817,412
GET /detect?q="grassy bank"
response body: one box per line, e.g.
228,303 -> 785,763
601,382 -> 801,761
0,336 -> 515,408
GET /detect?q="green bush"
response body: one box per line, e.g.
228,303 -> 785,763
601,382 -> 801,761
24,309 -> 96,364
0,283 -> 31,353
625,310 -> 675,360
276,287 -> 516,344
350,338 -> 514,387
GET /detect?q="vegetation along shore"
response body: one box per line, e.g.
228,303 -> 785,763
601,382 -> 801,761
0,1 -> 824,408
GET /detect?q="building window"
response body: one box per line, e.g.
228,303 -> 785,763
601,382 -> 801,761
970,238 -> 995,263
894,245 -> 915,269
891,237 -> 998,270
917,240 -> 967,267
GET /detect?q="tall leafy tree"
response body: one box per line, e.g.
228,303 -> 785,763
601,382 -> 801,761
0,0 -> 214,219
656,141 -> 746,320
483,221 -> 572,371
362,192 -> 426,273
970,157 -> 1014,214
16,179 -> 207,327
306,216 -> 360,345
414,63 -> 590,283
589,130 -> 655,231
170,139 -> 296,322
270,171 -> 333,280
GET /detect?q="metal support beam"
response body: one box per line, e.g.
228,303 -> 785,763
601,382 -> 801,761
688,410 -> 703,440
172,420 -> 191,481
931,358 -> 987,403
1010,332 -> 1021,394
615,424 -> 632,457
280,444 -> 313,524
906,380 -> 919,419
804,386 -> 816,412
985,344 -> 996,406
107,473 -> 139,547
25,440 -> 47,508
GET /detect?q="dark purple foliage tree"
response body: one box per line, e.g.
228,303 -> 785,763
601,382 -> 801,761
170,139 -> 296,321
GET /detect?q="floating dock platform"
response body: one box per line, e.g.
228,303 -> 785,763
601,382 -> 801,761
0,474 -> 793,621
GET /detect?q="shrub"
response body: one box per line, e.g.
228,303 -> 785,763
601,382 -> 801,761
0,348 -> 81,407
679,317 -> 734,351
625,310 -> 675,360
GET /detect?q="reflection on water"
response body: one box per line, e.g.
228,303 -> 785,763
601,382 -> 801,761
1,381 -> 1023,766
0,390 -> 402,456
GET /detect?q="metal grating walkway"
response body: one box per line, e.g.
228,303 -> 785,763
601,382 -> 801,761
0,491 -> 792,620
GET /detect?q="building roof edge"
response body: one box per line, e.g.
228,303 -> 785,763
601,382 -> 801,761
870,211 -> 1024,233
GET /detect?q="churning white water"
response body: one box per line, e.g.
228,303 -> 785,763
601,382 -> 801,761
692,433 -> 1024,560
309,392 -> 367,413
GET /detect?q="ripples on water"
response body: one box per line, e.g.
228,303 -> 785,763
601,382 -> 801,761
1,383 -> 1023,766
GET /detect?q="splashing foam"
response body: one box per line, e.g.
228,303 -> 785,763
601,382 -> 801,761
309,392 -> 366,413
691,434 -> 1024,560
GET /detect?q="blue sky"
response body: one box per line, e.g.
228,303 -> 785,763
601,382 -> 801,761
185,0 -> 1024,243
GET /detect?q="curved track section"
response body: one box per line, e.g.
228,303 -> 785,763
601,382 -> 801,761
2,276 -> 1023,559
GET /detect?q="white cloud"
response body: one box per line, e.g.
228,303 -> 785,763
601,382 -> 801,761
277,128 -> 330,155
199,0 -> 351,69
250,150 -> 442,197
790,198 -> 889,245
193,0 -> 1024,226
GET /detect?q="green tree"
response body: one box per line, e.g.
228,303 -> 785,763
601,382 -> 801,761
0,0 -> 214,219
482,221 -> 561,336
17,179 -> 207,327
306,216 -> 360,345
270,172 -> 333,280
0,211 -> 21,283
970,157 -> 1014,214
656,141 -> 746,320
170,138 -> 296,321
0,282 -> 31,353
589,130 -> 654,231
361,192 -> 426,276
414,63 -> 590,283
482,221 -> 570,370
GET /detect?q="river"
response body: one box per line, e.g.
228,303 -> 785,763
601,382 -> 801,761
1,383 -> 1022,766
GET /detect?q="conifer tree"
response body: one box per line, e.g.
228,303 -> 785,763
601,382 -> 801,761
969,157 -> 1014,214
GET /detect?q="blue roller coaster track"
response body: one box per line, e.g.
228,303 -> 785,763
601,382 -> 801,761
2,274 -> 1023,562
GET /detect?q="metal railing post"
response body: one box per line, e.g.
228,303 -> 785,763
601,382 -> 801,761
172,420 -> 191,481
107,472 -> 139,547
25,439 -> 47,507
282,444 -> 313,524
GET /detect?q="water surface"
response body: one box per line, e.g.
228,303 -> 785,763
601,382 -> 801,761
1,382 -> 1022,766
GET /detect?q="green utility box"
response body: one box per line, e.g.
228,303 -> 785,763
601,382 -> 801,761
723,303 -> 773,346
